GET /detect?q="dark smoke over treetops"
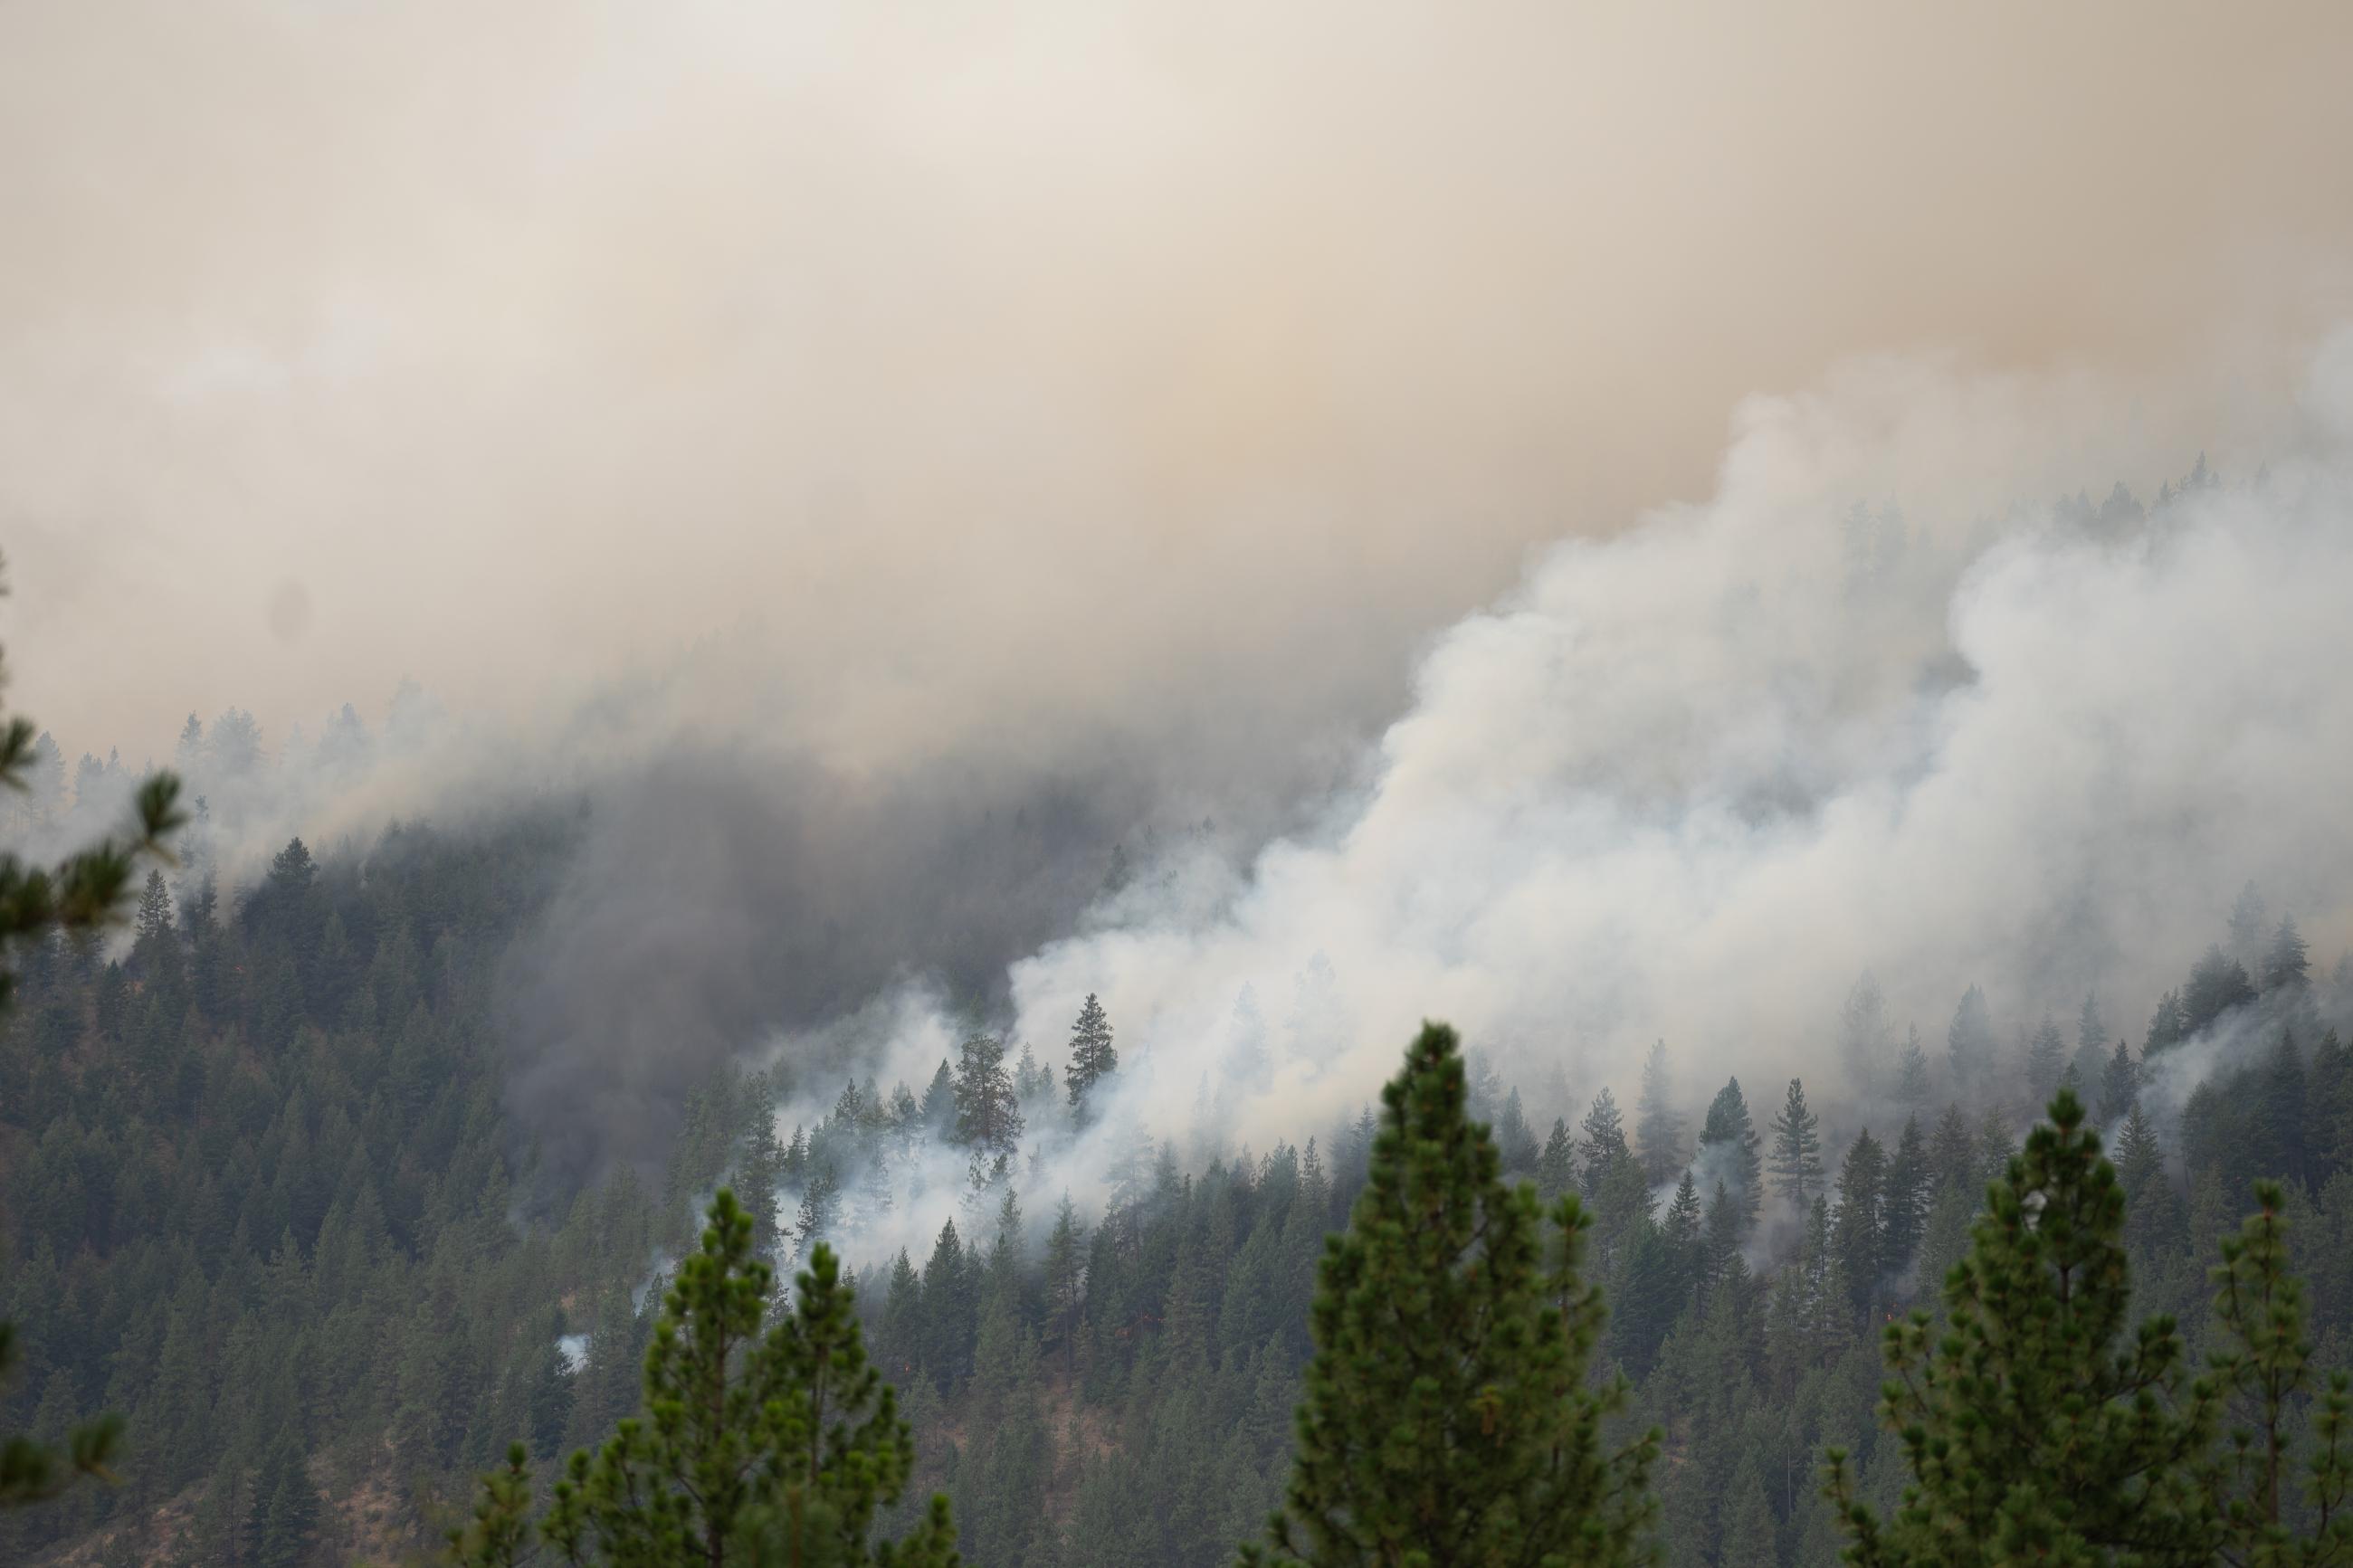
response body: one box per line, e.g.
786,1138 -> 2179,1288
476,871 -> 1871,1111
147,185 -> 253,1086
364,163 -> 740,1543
491,743 -> 1279,1184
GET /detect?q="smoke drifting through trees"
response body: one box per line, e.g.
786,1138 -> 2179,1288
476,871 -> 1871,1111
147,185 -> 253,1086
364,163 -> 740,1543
809,341 -> 2353,1233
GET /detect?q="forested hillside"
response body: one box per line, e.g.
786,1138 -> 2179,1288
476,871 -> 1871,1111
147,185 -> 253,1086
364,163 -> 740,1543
6,804 -> 2353,1568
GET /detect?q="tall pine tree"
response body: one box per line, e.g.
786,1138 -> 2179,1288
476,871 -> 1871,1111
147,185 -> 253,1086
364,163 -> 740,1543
1241,1022 -> 1656,1568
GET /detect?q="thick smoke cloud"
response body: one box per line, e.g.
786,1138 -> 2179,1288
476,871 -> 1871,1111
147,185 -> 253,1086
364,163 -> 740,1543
844,343 -> 2353,1191
498,743 -> 1237,1183
5,0 -> 2350,768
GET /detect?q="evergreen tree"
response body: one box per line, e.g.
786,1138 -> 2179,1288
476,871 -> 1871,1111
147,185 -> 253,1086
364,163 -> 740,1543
133,868 -> 174,946
247,1422 -> 320,1568
2072,993 -> 2111,1092
1537,1118 -> 1577,1202
2206,1180 -> 2353,1560
2024,1017 -> 2067,1103
1927,1104 -> 1976,1194
1700,1079 -> 1763,1233
1946,985 -> 1997,1098
2146,991 -> 2188,1059
1880,1117 -> 1930,1282
2228,882 -> 2272,974
1241,1022 -> 1656,1568
1065,993 -> 1118,1122
1493,1088 -> 1538,1174
919,1061 -> 956,1134
1767,1079 -> 1824,1208
2264,917 -> 2311,993
2098,1040 -> 2140,1126
2184,946 -> 2258,1037
1635,1041 -> 1686,1185
1893,1026 -> 1931,1113
950,1035 -> 1024,1155
1698,1182 -> 1743,1304
1579,1088 -> 1631,1194
1827,1089 -> 2223,1568
458,1190 -> 959,1568
1831,1128 -> 1886,1316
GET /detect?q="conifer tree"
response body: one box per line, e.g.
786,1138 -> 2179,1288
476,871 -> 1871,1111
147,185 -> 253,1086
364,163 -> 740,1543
1241,1022 -> 1655,1568
1893,1027 -> 1931,1113
1698,1182 -> 1744,1304
1831,1128 -> 1886,1316
1827,1089 -> 2223,1568
1579,1088 -> 1631,1194
1064,994 -> 1118,1122
1700,1079 -> 1763,1232
2024,1017 -> 2067,1103
2207,1180 -> 2353,1562
2073,993 -> 2110,1088
1537,1118 -> 1577,1202
1945,985 -> 1997,1098
1880,1117 -> 1930,1282
2264,917 -> 2312,993
1767,1079 -> 1824,1208
1493,1088 -> 1538,1174
2098,1040 -> 2140,1126
1635,1041 -> 1686,1184
453,1189 -> 958,1568
950,1035 -> 1023,1155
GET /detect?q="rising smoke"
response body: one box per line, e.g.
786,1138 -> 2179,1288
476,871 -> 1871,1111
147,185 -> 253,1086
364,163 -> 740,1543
788,337 -> 2353,1268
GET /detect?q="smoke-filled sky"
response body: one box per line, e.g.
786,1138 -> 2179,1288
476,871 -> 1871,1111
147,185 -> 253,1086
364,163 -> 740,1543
5,0 -> 2350,768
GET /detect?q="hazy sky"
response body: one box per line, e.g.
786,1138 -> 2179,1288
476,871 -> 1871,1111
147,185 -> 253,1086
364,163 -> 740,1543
4,0 -> 2349,770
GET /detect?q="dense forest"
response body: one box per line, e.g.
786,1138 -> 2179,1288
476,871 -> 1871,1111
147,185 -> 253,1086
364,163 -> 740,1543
5,782 -> 2352,1567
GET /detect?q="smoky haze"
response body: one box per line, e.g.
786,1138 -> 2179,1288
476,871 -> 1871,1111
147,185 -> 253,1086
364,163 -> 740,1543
8,2 -> 2353,1190
4,1 -> 2350,761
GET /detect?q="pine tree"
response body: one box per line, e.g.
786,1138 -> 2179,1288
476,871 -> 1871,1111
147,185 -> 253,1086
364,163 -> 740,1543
1635,1041 -> 1686,1184
1493,1088 -> 1538,1174
950,1034 -> 1024,1154
919,1061 -> 956,1133
1927,1104 -> 1976,1193
1064,993 -> 1118,1122
2098,1040 -> 2140,1126
1767,1079 -> 1824,1208
1241,1022 -> 1656,1568
2024,1017 -> 2067,1102
1043,1197 -> 1086,1379
2229,881 -> 2272,974
1699,1182 -> 1743,1304
2146,990 -> 2188,1059
794,1163 -> 842,1256
1893,1026 -> 1931,1112
247,1422 -> 319,1568
2071,995 -> 2110,1096
1946,985 -> 1997,1098
1832,1128 -> 1886,1316
1700,1079 -> 1763,1232
1579,1088 -> 1631,1194
133,869 -> 174,946
1537,1118 -> 1577,1202
1880,1116 -> 1930,1281
2264,917 -> 2312,993
1827,1089 -> 2224,1568
456,1190 -> 959,1568
2207,1180 -> 2353,1561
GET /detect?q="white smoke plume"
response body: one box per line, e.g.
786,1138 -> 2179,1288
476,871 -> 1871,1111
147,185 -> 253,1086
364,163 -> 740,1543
780,334 -> 2353,1267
